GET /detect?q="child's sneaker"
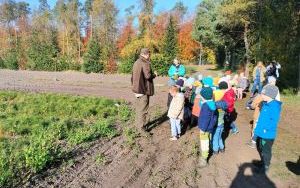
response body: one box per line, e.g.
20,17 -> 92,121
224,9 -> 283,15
170,136 -> 178,141
219,149 -> 225,153
247,140 -> 256,149
231,129 -> 239,135
199,158 -> 207,168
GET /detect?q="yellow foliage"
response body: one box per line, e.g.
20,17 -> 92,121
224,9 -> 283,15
203,47 -> 216,64
120,36 -> 158,59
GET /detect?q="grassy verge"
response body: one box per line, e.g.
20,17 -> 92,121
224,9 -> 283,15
0,91 -> 132,187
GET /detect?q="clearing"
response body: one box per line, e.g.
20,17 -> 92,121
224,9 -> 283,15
0,66 -> 299,188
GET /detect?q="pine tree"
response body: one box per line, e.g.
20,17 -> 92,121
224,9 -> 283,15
82,37 -> 103,73
27,30 -> 59,71
162,16 -> 178,62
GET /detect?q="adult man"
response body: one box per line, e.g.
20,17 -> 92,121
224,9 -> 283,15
131,48 -> 157,135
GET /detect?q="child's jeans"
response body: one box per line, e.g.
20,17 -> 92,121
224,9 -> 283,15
170,118 -> 181,137
212,124 -> 224,152
200,131 -> 211,159
230,121 -> 239,133
251,80 -> 263,94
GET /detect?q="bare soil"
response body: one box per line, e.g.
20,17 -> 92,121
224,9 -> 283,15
0,67 -> 299,188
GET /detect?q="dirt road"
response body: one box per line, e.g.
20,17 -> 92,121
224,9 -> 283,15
0,68 -> 299,188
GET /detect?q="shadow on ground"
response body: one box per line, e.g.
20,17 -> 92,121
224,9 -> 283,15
230,160 -> 276,188
146,111 -> 168,131
286,156 -> 300,175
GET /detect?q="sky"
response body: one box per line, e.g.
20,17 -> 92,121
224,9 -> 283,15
21,0 -> 200,21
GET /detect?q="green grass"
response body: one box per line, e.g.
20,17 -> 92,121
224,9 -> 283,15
95,153 -> 107,165
0,91 -> 132,187
281,94 -> 300,105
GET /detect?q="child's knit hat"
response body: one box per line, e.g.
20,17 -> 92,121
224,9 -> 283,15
202,76 -> 214,87
200,87 -> 213,100
261,84 -> 279,99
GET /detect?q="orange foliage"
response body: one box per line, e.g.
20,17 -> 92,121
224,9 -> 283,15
178,21 -> 201,61
117,21 -> 135,54
152,12 -> 169,42
105,54 -> 118,73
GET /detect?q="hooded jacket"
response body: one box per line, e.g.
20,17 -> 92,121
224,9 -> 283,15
198,100 -> 217,133
254,100 -> 282,139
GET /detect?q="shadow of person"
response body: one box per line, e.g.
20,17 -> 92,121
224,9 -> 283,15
222,109 -> 238,148
230,161 -> 276,188
286,156 -> 300,175
145,111 -> 168,131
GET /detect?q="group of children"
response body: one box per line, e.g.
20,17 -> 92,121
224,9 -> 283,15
167,69 -> 282,172
167,72 -> 243,167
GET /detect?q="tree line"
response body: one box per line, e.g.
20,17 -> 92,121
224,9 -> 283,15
0,0 -> 299,90
192,0 -> 300,91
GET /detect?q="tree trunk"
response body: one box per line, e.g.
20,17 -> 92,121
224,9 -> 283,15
90,15 -> 93,38
244,22 -> 251,78
199,49 -> 202,66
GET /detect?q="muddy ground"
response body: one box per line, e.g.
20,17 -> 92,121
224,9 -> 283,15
0,67 -> 299,188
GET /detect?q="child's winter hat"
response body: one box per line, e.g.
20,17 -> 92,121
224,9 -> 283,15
193,80 -> 202,87
261,84 -> 279,99
200,87 -> 213,100
202,76 -> 214,87
185,77 -> 196,87
213,77 -> 220,87
219,81 -> 228,90
176,79 -> 184,87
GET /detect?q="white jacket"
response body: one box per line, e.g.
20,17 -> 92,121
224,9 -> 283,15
168,93 -> 185,120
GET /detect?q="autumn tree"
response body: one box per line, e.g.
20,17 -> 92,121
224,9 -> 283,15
138,0 -> 154,37
55,0 -> 82,63
178,21 -> 200,62
117,5 -> 135,55
91,0 -> 118,72
171,1 -> 187,23
0,0 -> 31,69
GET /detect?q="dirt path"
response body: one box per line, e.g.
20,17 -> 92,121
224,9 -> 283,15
0,68 -> 299,188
